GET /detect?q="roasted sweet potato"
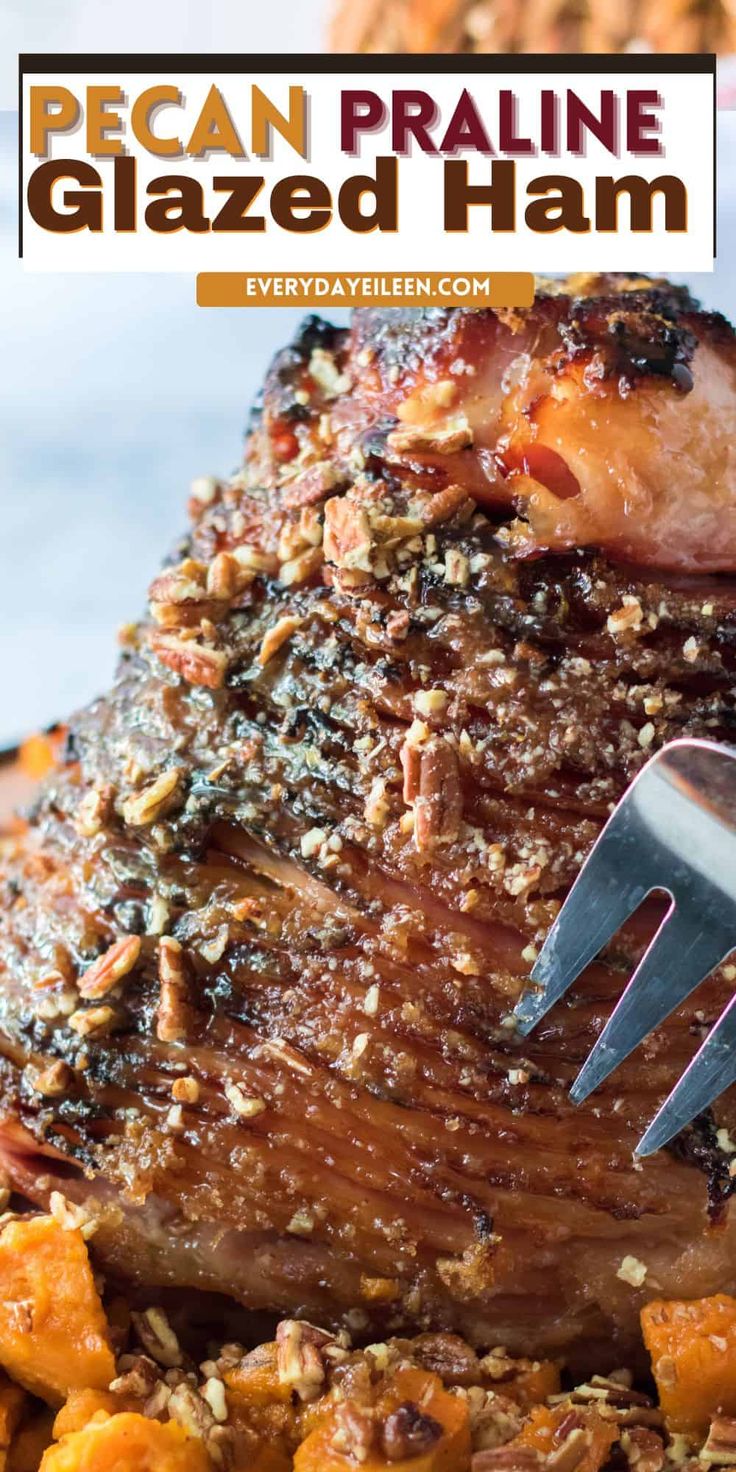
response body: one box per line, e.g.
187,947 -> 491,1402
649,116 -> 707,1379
483,1357 -> 561,1410
642,1295 -> 736,1438
0,1217 -> 114,1405
294,1366 -> 470,1471
513,1404 -> 617,1472
53,1392 -> 131,1441
225,1343 -> 298,1465
39,1412 -> 212,1471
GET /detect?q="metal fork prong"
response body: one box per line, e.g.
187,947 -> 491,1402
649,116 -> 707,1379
637,992 -> 736,1157
514,818 -> 653,1036
570,914 -> 733,1103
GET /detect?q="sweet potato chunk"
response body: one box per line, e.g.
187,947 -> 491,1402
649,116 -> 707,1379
294,1366 -> 470,1471
513,1404 -> 617,1472
39,1412 -> 212,1471
53,1392 -> 129,1441
484,1357 -> 561,1410
225,1344 -> 298,1466
0,1217 -> 114,1405
642,1295 -> 736,1438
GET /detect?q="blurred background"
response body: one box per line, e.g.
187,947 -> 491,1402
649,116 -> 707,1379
1,0 -> 736,745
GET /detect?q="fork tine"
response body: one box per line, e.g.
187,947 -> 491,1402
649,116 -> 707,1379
637,993 -> 736,1157
570,912 -> 733,1103
514,805 -> 654,1036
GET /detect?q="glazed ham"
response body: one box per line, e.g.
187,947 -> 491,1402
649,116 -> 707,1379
1,276 -> 736,1374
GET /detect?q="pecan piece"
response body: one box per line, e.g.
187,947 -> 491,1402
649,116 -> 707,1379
121,768 -> 182,827
156,936 -> 191,1044
324,497 -> 373,572
411,1332 -> 482,1386
622,1428 -> 666,1472
258,614 -> 303,667
413,736 -> 463,852
701,1417 -> 736,1466
472,1451 -> 542,1472
131,1306 -> 183,1368
332,1401 -> 377,1461
379,1401 -> 443,1461
387,415 -> 472,456
149,631 -> 228,690
276,1319 -> 338,1403
79,935 -> 141,999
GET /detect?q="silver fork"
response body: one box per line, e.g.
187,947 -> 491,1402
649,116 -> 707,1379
513,738 -> 736,1157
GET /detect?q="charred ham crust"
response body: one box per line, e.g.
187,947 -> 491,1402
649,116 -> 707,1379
351,278 -> 720,400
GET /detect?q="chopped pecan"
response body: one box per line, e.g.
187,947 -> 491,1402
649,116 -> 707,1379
282,462 -> 341,509
110,1353 -> 161,1399
132,1306 -> 183,1368
149,631 -> 228,690
412,736 -> 463,852
701,1417 -> 736,1466
464,1387 -> 522,1452
621,1428 -> 666,1472
258,614 -> 303,667
74,784 -> 111,838
276,1319 -> 337,1402
475,1438 -> 535,1470
48,1191 -> 97,1239
206,551 -> 252,600
386,609 -> 410,641
168,1381 -> 215,1439
548,1427 -> 590,1472
420,484 -> 475,527
122,768 -> 182,827
411,1332 -> 481,1386
156,936 -> 191,1044
324,497 -> 373,572
232,545 -> 280,575
68,1004 -> 116,1037
379,1402 -> 443,1461
332,1401 -> 377,1461
30,1060 -> 75,1097
279,545 -> 324,586
387,415 -> 472,456
79,935 -> 141,999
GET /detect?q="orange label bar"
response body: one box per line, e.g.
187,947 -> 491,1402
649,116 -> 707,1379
196,271 -> 535,310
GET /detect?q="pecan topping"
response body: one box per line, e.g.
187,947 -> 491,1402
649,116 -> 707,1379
279,546 -> 324,586
412,736 -> 463,853
701,1416 -> 736,1466
472,1449 -> 542,1471
379,1401 -> 443,1461
258,614 -> 303,667
156,936 -> 191,1044
411,1332 -> 482,1387
276,1319 -> 340,1403
332,1401 -> 376,1461
30,1060 -> 75,1097
68,1004 -> 116,1037
149,631 -> 228,690
387,414 -> 472,456
132,1306 -> 183,1368
121,768 -> 182,827
324,497 -> 373,572
79,935 -> 141,999
621,1428 -> 666,1472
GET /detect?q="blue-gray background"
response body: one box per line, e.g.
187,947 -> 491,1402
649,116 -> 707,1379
1,10 -> 735,743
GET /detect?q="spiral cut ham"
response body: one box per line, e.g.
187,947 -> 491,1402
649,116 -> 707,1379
1,274 -> 736,1375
